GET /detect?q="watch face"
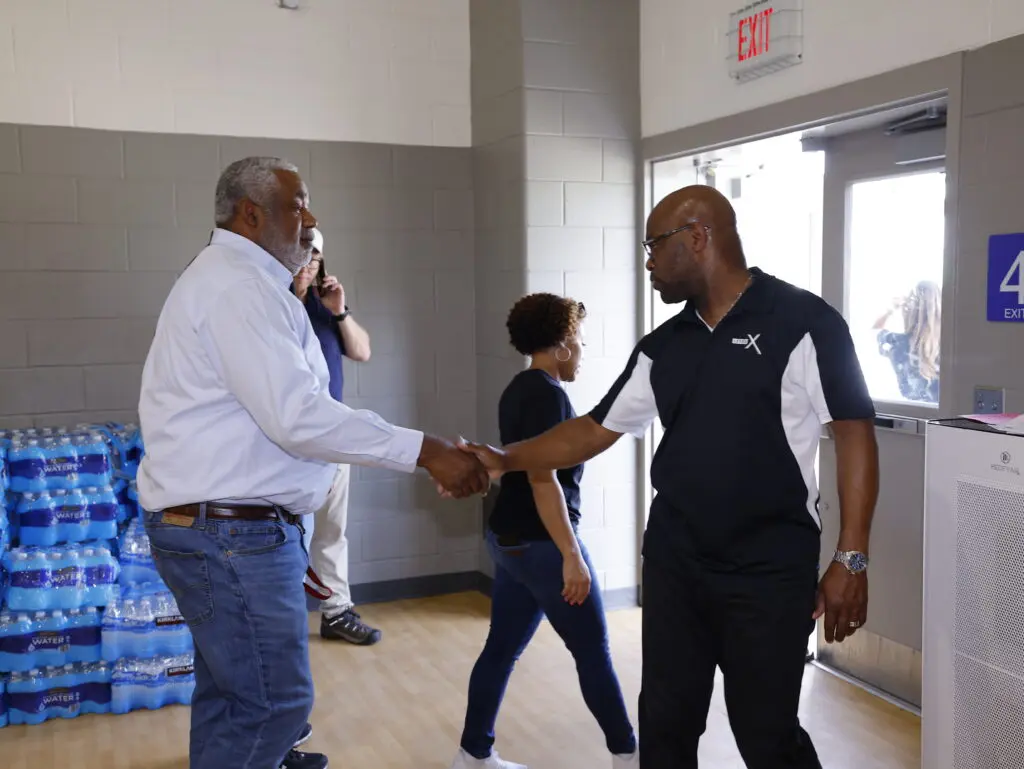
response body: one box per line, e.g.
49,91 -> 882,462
847,552 -> 868,572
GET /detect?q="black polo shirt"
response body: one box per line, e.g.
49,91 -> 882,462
590,267 -> 875,573
490,369 -> 583,541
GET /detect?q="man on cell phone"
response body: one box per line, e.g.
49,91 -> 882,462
292,228 -> 381,645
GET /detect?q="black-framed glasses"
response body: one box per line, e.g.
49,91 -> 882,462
641,223 -> 709,257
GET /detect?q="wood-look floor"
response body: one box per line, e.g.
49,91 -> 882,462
0,591 -> 920,768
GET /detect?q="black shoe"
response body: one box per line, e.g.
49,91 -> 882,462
279,748 -> 328,769
293,722 -> 313,747
320,608 -> 382,645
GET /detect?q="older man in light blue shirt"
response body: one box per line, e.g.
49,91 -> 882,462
138,156 -> 488,769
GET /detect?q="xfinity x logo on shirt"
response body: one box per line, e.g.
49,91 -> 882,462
732,334 -> 761,355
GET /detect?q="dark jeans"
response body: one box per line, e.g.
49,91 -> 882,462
639,555 -> 822,769
145,508 -> 313,769
460,528 -> 636,759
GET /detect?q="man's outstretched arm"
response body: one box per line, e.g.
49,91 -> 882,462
467,416 -> 621,474
465,343 -> 660,475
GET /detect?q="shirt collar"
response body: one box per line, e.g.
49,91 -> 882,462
675,266 -> 775,327
210,228 -> 294,287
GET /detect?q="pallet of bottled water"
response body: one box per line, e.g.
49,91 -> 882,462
6,661 -> 112,725
0,607 -> 102,671
102,582 -> 192,661
111,653 -> 195,714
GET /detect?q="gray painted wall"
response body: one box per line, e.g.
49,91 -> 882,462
956,36 -> 1024,414
0,124 -> 481,586
471,0 -> 642,592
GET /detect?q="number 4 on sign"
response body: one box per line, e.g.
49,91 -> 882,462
1001,250 -> 1024,304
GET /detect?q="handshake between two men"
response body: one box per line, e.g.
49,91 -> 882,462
416,435 -> 505,499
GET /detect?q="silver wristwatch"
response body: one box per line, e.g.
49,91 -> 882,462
833,549 -> 869,574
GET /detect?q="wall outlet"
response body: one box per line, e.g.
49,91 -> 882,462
973,386 -> 1005,414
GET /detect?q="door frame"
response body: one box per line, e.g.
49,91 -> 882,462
635,54 -> 964,609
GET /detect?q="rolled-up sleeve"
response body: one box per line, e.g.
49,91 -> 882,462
198,278 -> 423,472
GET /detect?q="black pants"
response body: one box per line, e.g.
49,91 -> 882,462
639,556 -> 822,769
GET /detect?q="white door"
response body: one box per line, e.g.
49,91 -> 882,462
814,124 -> 949,707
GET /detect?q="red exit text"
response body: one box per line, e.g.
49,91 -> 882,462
737,7 -> 775,62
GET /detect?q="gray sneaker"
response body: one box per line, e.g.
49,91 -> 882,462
320,608 -> 382,646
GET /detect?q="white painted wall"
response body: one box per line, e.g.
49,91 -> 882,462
641,0 -> 1024,137
0,0 -> 471,146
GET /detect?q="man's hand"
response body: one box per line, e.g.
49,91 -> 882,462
814,561 -> 868,644
418,436 -> 490,499
458,441 -> 508,481
320,275 -> 346,315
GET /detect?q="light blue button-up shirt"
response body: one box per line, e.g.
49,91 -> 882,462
137,229 -> 423,515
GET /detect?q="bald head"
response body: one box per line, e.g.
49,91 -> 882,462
648,184 -> 738,241
644,184 -> 747,306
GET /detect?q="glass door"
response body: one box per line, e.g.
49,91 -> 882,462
815,122 -> 948,708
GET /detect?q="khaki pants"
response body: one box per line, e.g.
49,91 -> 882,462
308,463 -> 353,616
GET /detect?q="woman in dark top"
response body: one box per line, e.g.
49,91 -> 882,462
874,280 -> 941,404
449,294 -> 637,769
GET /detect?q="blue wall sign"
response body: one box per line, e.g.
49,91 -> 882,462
988,233 -> 1024,322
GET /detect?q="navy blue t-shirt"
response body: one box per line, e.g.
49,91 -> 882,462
300,289 -> 346,402
488,369 -> 583,541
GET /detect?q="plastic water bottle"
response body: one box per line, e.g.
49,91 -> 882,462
100,595 -> 126,662
30,610 -> 68,668
86,486 -> 119,541
17,492 -> 57,546
127,480 -> 141,520
0,612 -> 34,671
44,435 -> 79,491
152,591 -> 192,656
8,439 -> 46,493
66,607 -> 102,664
5,550 -> 52,611
76,432 -> 112,488
119,522 -> 160,585
81,545 -> 119,607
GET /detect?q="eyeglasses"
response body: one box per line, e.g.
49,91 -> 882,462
641,223 -> 710,257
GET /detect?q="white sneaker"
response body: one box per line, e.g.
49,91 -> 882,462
612,750 -> 639,768
449,747 -> 527,769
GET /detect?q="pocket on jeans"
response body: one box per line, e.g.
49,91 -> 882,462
221,522 -> 289,558
150,546 -> 214,627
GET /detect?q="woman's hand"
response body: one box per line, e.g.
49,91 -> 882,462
562,551 -> 591,606
320,275 -> 346,315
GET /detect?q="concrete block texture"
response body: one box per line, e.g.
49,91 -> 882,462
0,118 -> 479,585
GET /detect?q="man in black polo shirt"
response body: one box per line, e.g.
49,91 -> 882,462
463,185 -> 879,769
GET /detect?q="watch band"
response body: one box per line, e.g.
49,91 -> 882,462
833,549 -> 869,574
332,305 -> 350,322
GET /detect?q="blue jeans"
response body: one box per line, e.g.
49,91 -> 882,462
145,509 -> 313,769
460,528 -> 636,759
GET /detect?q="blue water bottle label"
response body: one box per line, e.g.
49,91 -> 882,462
51,567 -> 80,588
84,566 -> 116,585
10,571 -> 50,588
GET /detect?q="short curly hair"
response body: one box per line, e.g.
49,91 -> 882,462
506,293 -> 587,356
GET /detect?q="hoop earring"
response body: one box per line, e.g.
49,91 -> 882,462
555,347 -> 571,362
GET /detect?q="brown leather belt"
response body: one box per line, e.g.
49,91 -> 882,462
163,503 -> 294,522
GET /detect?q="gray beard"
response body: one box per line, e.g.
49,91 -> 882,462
260,228 -> 310,275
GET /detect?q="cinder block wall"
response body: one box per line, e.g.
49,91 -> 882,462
470,0 -> 642,597
0,124 -> 481,587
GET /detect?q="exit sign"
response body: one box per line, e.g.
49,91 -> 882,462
727,0 -> 803,83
